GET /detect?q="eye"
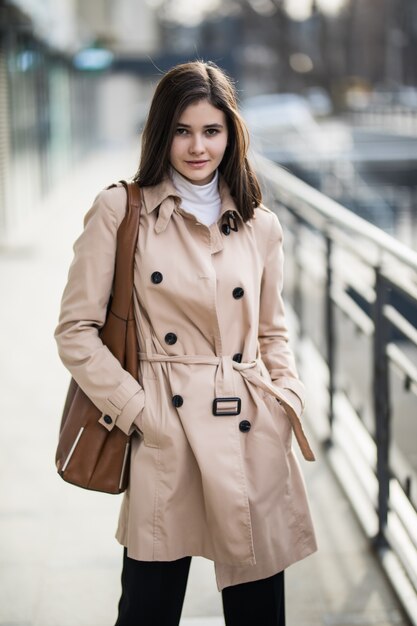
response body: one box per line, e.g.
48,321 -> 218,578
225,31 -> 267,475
175,127 -> 189,135
205,128 -> 220,136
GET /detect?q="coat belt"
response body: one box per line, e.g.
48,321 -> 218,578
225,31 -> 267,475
137,351 -> 315,462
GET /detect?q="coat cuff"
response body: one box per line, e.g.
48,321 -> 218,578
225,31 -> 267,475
98,377 -> 145,435
273,377 -> 305,415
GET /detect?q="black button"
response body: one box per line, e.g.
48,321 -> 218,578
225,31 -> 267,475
165,332 -> 177,345
233,287 -> 244,299
239,420 -> 251,433
151,271 -> 163,284
233,353 -> 242,363
103,415 -> 113,425
172,395 -> 183,408
222,224 -> 231,236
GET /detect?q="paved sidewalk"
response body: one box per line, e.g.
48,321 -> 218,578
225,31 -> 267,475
0,144 -> 409,626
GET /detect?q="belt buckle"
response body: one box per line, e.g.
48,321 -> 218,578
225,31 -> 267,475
212,397 -> 241,416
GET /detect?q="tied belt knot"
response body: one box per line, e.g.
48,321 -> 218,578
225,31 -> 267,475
137,349 -> 315,462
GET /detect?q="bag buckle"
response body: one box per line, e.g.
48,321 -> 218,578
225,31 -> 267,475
212,397 -> 241,416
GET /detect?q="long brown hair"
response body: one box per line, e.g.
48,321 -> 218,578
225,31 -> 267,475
134,61 -> 262,221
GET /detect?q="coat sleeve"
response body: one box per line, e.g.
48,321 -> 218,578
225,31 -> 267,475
258,211 -> 305,417
54,187 -> 145,436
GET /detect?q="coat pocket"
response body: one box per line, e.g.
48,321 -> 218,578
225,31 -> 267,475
139,378 -> 160,449
263,392 -> 293,454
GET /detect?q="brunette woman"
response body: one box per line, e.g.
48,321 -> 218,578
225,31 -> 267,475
55,60 -> 317,626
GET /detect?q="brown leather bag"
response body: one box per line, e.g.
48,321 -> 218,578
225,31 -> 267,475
55,181 -> 141,494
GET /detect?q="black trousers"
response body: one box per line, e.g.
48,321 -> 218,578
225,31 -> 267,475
115,549 -> 285,626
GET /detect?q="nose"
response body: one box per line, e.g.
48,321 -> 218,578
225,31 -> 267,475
189,133 -> 205,155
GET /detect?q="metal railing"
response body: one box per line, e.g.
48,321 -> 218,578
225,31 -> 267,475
255,154 -> 417,625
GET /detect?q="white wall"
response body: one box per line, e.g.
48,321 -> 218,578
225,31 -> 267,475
113,0 -> 159,54
9,0 -> 80,51
97,73 -> 155,145
76,0 -> 159,55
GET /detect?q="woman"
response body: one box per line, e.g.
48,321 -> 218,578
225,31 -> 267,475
55,61 -> 317,626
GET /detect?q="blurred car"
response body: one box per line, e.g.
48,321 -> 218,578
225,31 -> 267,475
241,93 -> 314,131
304,87 -> 333,117
366,86 -> 417,111
240,91 -> 348,164
396,87 -> 417,110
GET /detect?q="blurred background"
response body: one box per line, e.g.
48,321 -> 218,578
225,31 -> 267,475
1,2 -> 417,625
1,0 -> 417,247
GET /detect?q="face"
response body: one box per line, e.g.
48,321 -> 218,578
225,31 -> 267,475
169,99 -> 228,186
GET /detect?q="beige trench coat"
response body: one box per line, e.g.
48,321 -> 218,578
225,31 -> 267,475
55,175 -> 317,590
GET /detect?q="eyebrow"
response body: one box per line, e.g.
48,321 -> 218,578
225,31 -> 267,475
176,122 -> 224,128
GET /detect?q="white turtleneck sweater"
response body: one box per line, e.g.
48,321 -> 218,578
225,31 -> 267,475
171,168 -> 221,227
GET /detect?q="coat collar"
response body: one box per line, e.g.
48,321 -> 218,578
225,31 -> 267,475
141,174 -> 251,234
141,176 -> 179,215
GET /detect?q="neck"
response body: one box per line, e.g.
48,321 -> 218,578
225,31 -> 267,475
170,168 -> 221,226
171,168 -> 218,197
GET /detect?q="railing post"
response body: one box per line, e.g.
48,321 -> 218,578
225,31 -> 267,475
293,215 -> 304,337
373,267 -> 391,548
325,234 -> 335,441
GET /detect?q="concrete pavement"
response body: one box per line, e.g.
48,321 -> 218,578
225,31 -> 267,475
0,144 -> 409,625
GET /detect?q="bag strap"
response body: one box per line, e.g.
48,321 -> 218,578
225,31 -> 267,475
109,181 -> 141,322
